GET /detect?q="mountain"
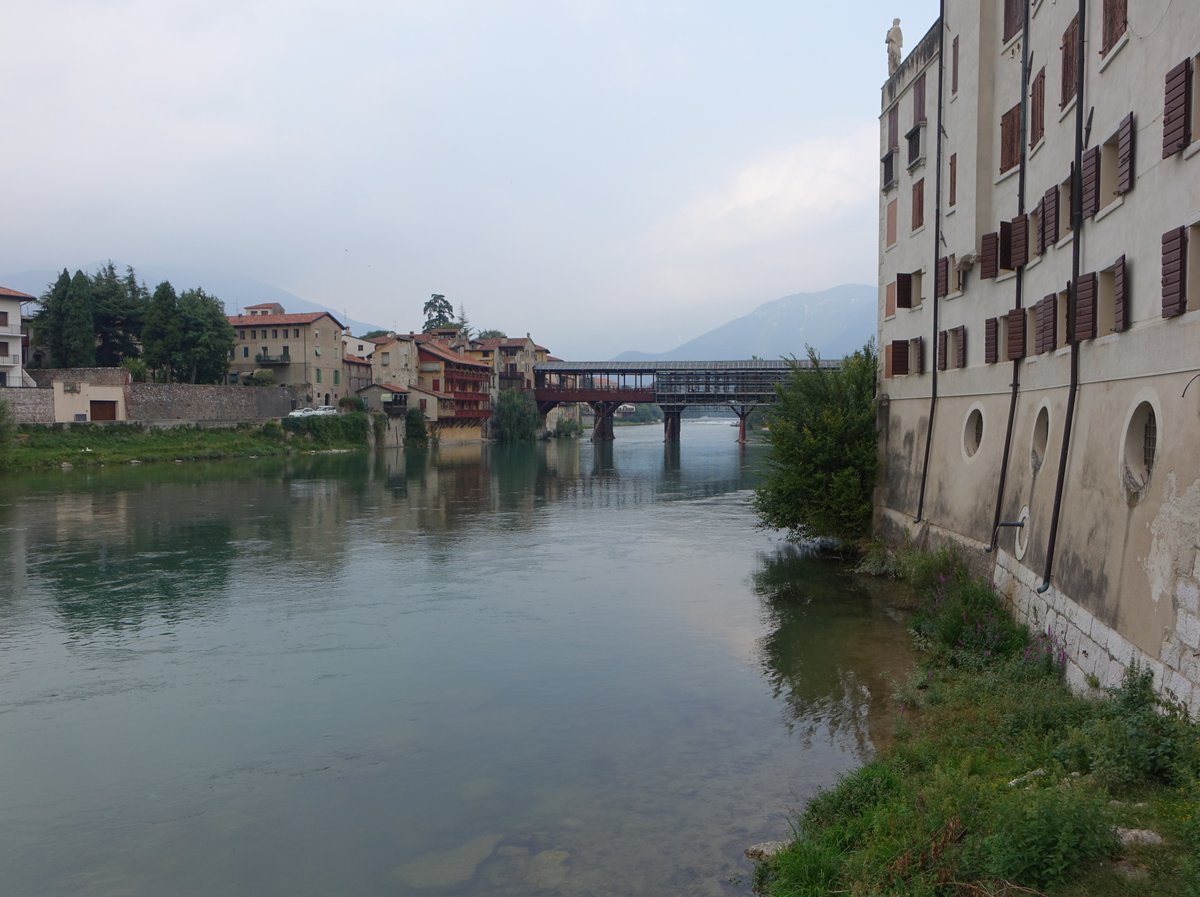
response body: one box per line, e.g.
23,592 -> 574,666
614,283 -> 876,362
0,263 -> 386,337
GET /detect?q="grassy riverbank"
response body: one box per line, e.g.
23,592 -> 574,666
754,549 -> 1200,897
2,414 -> 374,470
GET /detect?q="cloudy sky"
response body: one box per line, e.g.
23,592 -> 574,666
2,0 -> 937,358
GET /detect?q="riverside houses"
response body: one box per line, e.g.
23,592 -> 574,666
226,304 -> 346,406
0,286 -> 35,388
876,3 -> 1200,709
414,340 -> 492,442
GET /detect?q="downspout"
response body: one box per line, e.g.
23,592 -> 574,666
1039,0 -> 1086,593
914,0 -> 948,523
988,0 -> 1034,551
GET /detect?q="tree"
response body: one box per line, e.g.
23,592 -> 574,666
175,288 -> 235,383
34,269 -> 71,366
492,388 -> 541,442
405,407 -> 428,443
61,270 -> 97,367
753,342 -> 878,544
0,398 -> 14,451
456,304 -> 473,340
90,262 -> 146,366
422,293 -> 454,331
142,281 -> 182,381
477,328 -> 507,339
360,329 -> 391,340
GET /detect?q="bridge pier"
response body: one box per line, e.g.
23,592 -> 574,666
590,400 -> 619,442
662,407 -> 682,443
732,405 -> 755,444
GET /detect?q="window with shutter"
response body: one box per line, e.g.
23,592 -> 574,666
1061,16 -> 1079,108
891,340 -> 910,376
1074,273 -> 1098,341
885,281 -> 897,317
907,125 -> 925,166
913,74 -> 926,126
954,326 -> 967,368
1043,185 -> 1059,246
985,318 -> 999,364
1113,255 -> 1129,331
1011,215 -> 1029,268
1038,295 -> 1058,353
912,179 -> 925,230
1030,68 -> 1046,148
1101,0 -> 1127,55
1000,104 -> 1021,173
886,199 -> 898,246
910,337 -> 925,374
882,150 -> 897,190
896,273 -> 913,309
1098,257 -> 1128,335
952,36 -> 959,95
1116,112 -> 1135,194
937,331 -> 948,371
1163,59 -> 1191,158
981,232 -> 999,279
936,257 -> 950,298
999,220 -> 1014,271
888,106 -> 899,150
1162,226 -> 1187,317
1006,308 -> 1027,360
1033,199 -> 1045,256
1081,146 -> 1101,218
1002,0 -> 1022,43
949,153 -> 957,207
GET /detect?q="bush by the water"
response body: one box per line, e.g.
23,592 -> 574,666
492,389 -> 540,442
405,407 -> 428,443
281,410 -> 369,444
0,399 -> 14,450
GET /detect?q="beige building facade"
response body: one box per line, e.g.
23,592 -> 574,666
878,2 -> 1200,709
226,307 -> 346,407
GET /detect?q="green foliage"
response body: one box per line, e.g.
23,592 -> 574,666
370,411 -> 387,444
360,329 -> 391,340
492,389 -> 540,442
625,403 -> 662,423
120,357 -> 149,382
0,399 -> 15,450
90,262 -> 147,366
456,303 -> 472,339
405,407 -> 428,442
175,288 -> 235,384
477,328 -> 507,339
422,293 -> 454,332
142,281 -> 182,381
34,270 -> 71,366
553,415 -> 582,438
242,370 -> 274,387
753,342 -> 878,543
61,270 -> 97,366
34,263 -> 148,368
281,411 -> 370,444
338,395 -> 366,411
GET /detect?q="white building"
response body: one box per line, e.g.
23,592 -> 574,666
0,286 -> 36,388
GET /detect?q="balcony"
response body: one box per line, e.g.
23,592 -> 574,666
453,408 -> 491,420
0,354 -> 19,366
254,353 -> 292,365
0,324 -> 20,336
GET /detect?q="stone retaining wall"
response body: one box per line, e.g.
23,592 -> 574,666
0,387 -> 54,423
29,367 -> 130,388
127,383 -> 296,422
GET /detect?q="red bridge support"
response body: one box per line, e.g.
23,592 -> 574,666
732,405 -> 754,444
590,400 -> 619,442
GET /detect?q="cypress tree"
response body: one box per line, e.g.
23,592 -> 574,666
142,281 -> 181,381
60,270 -> 96,367
35,269 -> 71,365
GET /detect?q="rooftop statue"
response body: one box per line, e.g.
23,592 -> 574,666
887,18 -> 903,75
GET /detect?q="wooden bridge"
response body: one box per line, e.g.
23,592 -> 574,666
534,359 -> 837,442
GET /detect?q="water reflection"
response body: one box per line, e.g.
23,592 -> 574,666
753,544 -> 915,754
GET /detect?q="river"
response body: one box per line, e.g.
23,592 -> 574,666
0,421 -> 914,896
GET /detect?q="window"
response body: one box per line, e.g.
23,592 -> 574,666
897,270 -> 923,309
910,337 -> 925,374
272,329 -> 278,339
1030,68 -> 1046,147
1163,224 -> 1200,316
1034,294 -> 1058,353
240,330 -> 246,340
912,178 -> 925,230
1058,176 -> 1073,239
888,106 -> 899,149
316,368 -> 322,383
1163,58 -> 1194,157
906,124 -> 925,167
0,311 -> 8,326
1003,0 -> 1022,43
1000,103 -> 1021,173
886,199 -> 898,247
1006,307 -> 1027,360
251,329 -> 257,340
1101,0 -> 1127,55
381,352 -> 391,365
913,74 -> 926,126
952,36 -> 959,94
420,398 -> 427,412
1029,203 -> 1042,258
890,339 -> 910,376
949,153 -> 957,206
334,370 -> 340,385
1096,255 -> 1129,335
981,232 -> 1000,279
985,317 -> 1000,363
885,281 -> 897,317
243,346 -> 249,358
0,341 -> 8,357
294,328 -> 300,338
1061,15 -> 1080,108
882,150 -> 897,190
282,345 -> 290,358
1074,272 -> 1098,340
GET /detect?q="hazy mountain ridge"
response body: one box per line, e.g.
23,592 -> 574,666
1,263 -> 385,337
614,283 -> 876,361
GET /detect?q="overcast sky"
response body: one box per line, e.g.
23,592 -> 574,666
2,1 -> 937,358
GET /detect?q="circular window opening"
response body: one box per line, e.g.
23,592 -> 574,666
1031,406 -> 1049,473
1122,402 -> 1157,499
964,408 -> 984,457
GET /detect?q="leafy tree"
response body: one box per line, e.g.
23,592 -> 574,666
477,328 -> 507,339
456,304 -> 472,339
61,270 -> 97,367
175,288 -> 235,383
360,329 -> 391,340
34,269 -> 72,366
492,388 -> 541,442
405,407 -> 428,442
753,342 -> 878,543
422,293 -> 454,332
142,281 -> 182,381
120,357 -> 149,382
90,261 -> 146,366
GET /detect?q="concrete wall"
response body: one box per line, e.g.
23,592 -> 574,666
128,383 -> 296,422
0,386 -> 54,423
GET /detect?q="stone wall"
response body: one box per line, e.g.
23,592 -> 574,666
29,367 -> 131,388
0,387 -> 54,423
128,383 -> 297,422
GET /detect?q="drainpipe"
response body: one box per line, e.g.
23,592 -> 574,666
915,0 -> 947,523
1039,0 -> 1086,593
988,0 -> 1034,551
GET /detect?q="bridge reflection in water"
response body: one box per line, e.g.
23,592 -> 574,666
534,359 -> 838,443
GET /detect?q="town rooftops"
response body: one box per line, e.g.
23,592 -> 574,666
343,354 -> 373,365
418,340 -> 492,368
0,286 -> 37,300
357,382 -> 408,393
227,311 -> 346,329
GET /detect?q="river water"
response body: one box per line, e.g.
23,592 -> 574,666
0,421 -> 914,897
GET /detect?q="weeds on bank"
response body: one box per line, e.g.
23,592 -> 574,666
754,547 -> 1200,897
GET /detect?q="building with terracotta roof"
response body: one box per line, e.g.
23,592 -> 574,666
415,340 -> 491,441
226,307 -> 346,406
0,286 -> 37,388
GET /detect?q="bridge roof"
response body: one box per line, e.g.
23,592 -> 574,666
535,359 -> 835,372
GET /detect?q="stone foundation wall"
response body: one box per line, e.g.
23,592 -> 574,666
29,367 -> 130,388
0,387 -> 54,423
128,384 -> 296,422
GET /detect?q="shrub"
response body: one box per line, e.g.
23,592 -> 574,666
243,370 -> 274,387
405,407 -> 428,443
0,398 -> 14,450
553,415 -> 582,438
281,411 -> 369,445
909,557 -> 1027,664
120,357 -> 149,382
339,395 -> 366,412
260,420 -> 284,441
492,389 -> 540,442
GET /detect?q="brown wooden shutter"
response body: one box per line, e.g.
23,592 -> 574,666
1102,0 -> 1127,54
981,232 -> 1000,279
1011,214 -> 1029,268
952,36 -> 959,94
1081,146 -> 1101,218
913,74 -> 926,125
1116,112 -> 1135,194
1074,272 -> 1097,341
1035,197 -> 1047,254
1006,308 -> 1026,360
985,318 -> 999,364
1061,16 -> 1079,108
1030,68 -> 1046,147
949,153 -> 957,206
1000,104 -> 1021,173
937,330 -> 948,371
888,106 -> 899,149
896,272 -> 913,309
912,179 -> 924,230
999,220 -> 1014,270
1038,294 -> 1058,353
911,337 -> 924,374
1162,226 -> 1188,317
891,339 -> 910,376
1113,254 -> 1129,331
955,326 -> 967,368
1163,59 -> 1192,158
936,256 -> 950,298
1003,0 -> 1022,43
1043,186 -> 1059,246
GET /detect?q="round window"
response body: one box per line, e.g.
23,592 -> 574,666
1031,406 -> 1049,473
964,408 -> 984,458
1122,401 -> 1157,499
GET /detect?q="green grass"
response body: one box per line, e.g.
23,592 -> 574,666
3,413 -> 374,470
754,548 -> 1200,897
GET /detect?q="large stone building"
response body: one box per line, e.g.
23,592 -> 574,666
0,286 -> 36,389
226,304 -> 346,406
877,2 -> 1200,709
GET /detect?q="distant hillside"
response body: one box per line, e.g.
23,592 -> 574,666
614,283 -> 876,362
1,263 -> 385,337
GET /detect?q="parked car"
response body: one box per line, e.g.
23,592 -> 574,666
287,407 -> 317,418
313,406 -> 338,416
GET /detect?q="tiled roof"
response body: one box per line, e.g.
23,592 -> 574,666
474,337 -> 532,349
379,382 -> 408,393
344,354 -> 372,365
418,341 -> 491,369
244,302 -> 283,309
227,311 -> 345,329
0,286 -> 36,299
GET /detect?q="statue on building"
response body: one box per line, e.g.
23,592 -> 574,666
887,18 -> 903,75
